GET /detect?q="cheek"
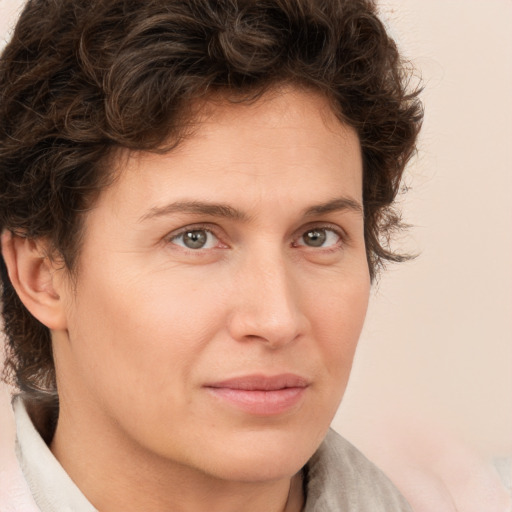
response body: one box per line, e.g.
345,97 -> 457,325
310,260 -> 370,319
308,269 -> 370,373
292,271 -> 369,442
65,265 -> 225,401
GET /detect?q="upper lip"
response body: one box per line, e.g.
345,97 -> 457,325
205,374 -> 310,391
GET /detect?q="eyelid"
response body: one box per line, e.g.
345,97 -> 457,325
165,223 -> 228,249
292,223 -> 347,249
163,221 -> 348,251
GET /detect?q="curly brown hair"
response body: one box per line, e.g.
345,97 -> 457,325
0,0 -> 422,405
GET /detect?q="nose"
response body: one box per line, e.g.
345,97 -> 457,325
227,250 -> 308,349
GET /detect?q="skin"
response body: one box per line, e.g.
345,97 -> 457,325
3,87 -> 370,512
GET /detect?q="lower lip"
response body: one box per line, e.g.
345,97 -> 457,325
206,387 -> 307,415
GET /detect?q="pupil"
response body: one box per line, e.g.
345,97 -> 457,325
304,229 -> 326,247
184,230 -> 207,249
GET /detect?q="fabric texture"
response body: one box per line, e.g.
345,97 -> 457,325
14,398 -> 412,512
303,429 -> 412,511
14,399 -> 96,512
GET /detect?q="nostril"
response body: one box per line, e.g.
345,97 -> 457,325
227,304 -> 306,348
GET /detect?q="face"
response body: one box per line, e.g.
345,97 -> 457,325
53,87 -> 370,482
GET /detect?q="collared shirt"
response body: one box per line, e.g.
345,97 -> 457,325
14,398 -> 412,512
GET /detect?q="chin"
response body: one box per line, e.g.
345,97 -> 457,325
209,452 -> 307,483
194,425 -> 327,482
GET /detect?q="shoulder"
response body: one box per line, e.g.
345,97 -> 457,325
304,429 -> 413,512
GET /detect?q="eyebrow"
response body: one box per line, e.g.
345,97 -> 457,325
139,201 -> 250,222
139,196 -> 363,223
303,197 -> 363,217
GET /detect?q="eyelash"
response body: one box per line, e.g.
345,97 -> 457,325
165,223 -> 346,252
166,224 -> 223,250
292,224 -> 345,251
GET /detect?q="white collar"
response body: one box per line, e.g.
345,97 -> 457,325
14,398 -> 97,512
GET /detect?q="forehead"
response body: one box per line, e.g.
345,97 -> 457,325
95,87 -> 363,220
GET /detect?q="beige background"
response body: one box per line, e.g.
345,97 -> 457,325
1,0 -> 511,509
333,0 -> 512,457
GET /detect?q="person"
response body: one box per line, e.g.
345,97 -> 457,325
0,0 -> 422,511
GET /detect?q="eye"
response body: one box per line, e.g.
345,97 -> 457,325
295,227 -> 341,248
170,229 -> 220,250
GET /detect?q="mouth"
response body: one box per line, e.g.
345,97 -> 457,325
204,374 -> 309,415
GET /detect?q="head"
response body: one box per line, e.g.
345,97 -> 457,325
0,0 -> 422,481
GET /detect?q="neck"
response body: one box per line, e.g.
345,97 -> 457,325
49,399 -> 305,512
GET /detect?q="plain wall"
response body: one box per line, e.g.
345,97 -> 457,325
333,0 -> 512,464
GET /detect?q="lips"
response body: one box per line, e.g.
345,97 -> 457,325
204,374 -> 309,415
207,373 -> 309,391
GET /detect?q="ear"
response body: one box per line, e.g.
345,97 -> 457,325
1,230 -> 68,331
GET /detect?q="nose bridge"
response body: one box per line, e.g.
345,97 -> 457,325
229,245 -> 306,347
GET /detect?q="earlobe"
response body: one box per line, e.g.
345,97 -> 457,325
1,230 -> 68,331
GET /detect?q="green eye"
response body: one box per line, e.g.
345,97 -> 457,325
298,228 -> 340,248
303,229 -> 327,247
171,229 -> 218,249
